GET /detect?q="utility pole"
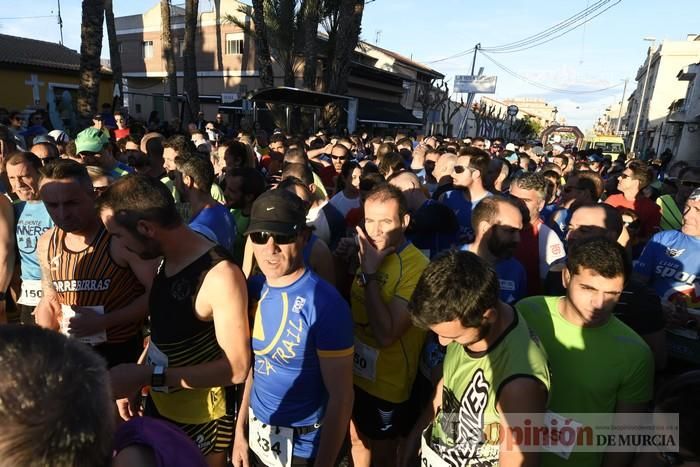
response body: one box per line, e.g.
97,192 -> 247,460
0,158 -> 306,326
615,78 -> 628,134
57,0 -> 64,45
631,37 -> 656,157
457,43 -> 481,138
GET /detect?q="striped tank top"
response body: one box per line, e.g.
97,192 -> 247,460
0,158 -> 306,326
47,226 -> 145,343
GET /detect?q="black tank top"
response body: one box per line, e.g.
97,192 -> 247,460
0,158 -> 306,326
149,246 -> 232,366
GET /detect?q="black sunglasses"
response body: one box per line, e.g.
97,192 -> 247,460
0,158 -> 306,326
453,165 -> 473,174
680,180 -> 700,188
250,231 -> 297,245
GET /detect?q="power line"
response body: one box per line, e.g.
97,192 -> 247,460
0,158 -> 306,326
481,0 -> 615,52
479,51 -> 624,95
424,0 -> 620,63
483,0 -> 622,54
0,15 -> 56,20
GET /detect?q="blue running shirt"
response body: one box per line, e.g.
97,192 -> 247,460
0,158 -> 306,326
189,203 -> 237,252
14,200 -> 53,280
250,269 -> 354,459
635,230 -> 700,309
440,190 -> 492,244
459,244 -> 527,304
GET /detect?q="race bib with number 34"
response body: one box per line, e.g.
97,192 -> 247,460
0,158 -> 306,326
249,410 -> 293,467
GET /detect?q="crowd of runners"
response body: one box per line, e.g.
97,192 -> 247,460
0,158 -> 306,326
0,108 -> 699,467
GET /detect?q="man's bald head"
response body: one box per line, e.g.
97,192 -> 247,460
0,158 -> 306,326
388,170 -> 421,192
434,153 -> 457,181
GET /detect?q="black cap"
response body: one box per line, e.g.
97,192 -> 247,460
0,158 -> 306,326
245,189 -> 307,236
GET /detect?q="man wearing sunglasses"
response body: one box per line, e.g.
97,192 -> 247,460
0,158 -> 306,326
5,152 -> 53,324
439,151 -> 492,244
605,161 -> 661,241
233,189 -> 354,467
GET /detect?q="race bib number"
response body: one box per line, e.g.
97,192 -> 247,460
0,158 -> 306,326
421,425 -> 449,467
60,305 -> 106,345
146,342 -> 170,393
353,338 -> 378,381
17,280 -> 43,306
249,409 -> 293,467
542,411 -> 582,459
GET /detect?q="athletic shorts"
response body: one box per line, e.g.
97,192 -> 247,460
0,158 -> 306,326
145,396 -> 235,456
352,386 -> 411,440
250,452 -> 315,467
17,304 -> 36,325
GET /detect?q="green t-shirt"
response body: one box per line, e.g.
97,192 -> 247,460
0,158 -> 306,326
429,310 -> 551,465
230,208 -> 250,266
516,296 -> 653,467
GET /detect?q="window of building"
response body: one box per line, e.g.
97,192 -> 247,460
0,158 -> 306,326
143,40 -> 154,59
178,39 -> 185,57
225,34 -> 243,55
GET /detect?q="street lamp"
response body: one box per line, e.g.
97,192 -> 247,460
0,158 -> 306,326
630,37 -> 656,157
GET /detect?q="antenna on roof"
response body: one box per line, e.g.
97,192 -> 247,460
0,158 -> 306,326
57,0 -> 64,45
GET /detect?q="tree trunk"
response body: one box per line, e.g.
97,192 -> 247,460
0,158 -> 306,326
78,0 -> 106,124
251,0 -> 274,87
183,0 -> 200,122
161,0 -> 179,121
104,0 -> 122,110
301,0 -> 320,90
328,0 -> 363,94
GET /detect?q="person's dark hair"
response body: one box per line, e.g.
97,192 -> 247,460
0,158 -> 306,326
281,162 -> 314,186
461,146 -> 490,158
144,135 -> 164,160
39,159 -> 92,190
375,142 -> 396,161
364,183 -> 408,219
468,153 -> 490,179
175,153 -> 215,191
627,160 -> 652,189
162,134 -> 194,155
5,151 -> 42,172
336,160 -> 361,193
269,133 -> 287,147
655,370 -> 700,456
0,124 -> 18,155
409,250 -> 499,329
569,203 -> 624,239
96,174 -> 182,231
566,236 -> 630,281
0,325 -> 114,467
225,167 -> 266,199
576,170 -> 604,199
512,172 -> 547,200
377,151 -> 405,177
224,141 -> 249,169
553,154 -> 568,168
124,149 -> 149,170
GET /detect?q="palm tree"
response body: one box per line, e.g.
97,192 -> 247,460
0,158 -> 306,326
328,0 -> 363,94
301,0 -> 321,90
161,0 -> 179,121
104,0 -> 123,109
183,0 -> 200,121
251,0 -> 274,87
78,0 -> 106,124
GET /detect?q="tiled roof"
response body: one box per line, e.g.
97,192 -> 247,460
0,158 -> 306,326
0,33 -> 83,72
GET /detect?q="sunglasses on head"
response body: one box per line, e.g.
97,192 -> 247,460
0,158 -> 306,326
249,231 -> 297,245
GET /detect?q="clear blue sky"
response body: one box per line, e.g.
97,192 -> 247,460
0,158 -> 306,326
1,0 -> 694,129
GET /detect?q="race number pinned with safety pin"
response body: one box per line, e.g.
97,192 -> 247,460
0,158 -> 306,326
249,409 -> 293,467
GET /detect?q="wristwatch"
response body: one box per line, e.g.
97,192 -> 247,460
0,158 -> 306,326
151,365 -> 166,388
359,272 -> 379,286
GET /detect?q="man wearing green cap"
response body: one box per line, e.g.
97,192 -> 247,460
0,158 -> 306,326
73,127 -> 133,179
